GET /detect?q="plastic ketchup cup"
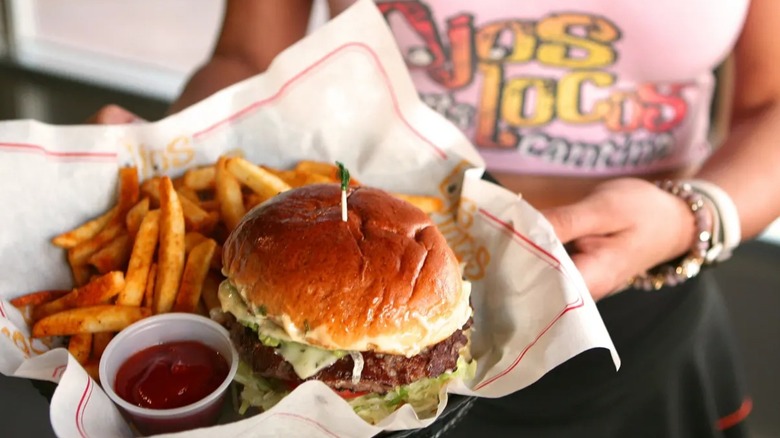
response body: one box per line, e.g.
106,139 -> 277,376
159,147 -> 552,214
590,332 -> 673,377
99,313 -> 238,436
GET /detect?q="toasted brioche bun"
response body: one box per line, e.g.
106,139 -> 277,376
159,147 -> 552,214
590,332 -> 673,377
222,184 -> 471,356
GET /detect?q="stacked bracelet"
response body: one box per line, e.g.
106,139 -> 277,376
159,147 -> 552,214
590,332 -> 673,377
630,180 -> 714,291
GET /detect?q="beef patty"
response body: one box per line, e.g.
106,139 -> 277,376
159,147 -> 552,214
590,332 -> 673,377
226,316 -> 469,393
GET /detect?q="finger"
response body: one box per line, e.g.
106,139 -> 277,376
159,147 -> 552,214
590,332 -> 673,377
87,105 -> 144,125
541,196 -> 627,244
568,248 -> 626,301
541,203 -> 602,244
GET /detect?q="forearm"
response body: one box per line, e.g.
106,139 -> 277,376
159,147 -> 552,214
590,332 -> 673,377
168,0 -> 314,115
695,102 -> 780,239
168,56 -> 260,114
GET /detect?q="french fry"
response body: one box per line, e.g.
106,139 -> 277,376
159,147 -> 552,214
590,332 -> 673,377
244,193 -> 268,210
88,233 -> 132,274
211,245 -> 223,271
216,157 -> 245,230
33,271 -> 126,321
32,305 -> 151,338
183,166 -> 216,191
185,232 -> 208,254
117,210 -> 160,307
173,239 -> 217,314
68,220 -> 124,268
265,167 -> 331,188
140,177 -> 162,206
117,167 -> 140,215
153,177 -> 186,314
199,199 -> 219,212
83,360 -> 100,382
10,290 -> 69,308
68,333 -> 92,365
201,271 -> 222,311
92,332 -> 114,360
294,160 -> 338,179
177,187 -> 200,204
294,160 -> 361,186
180,194 -> 218,233
126,198 -> 150,236
226,157 -> 292,200
51,206 -> 118,249
392,193 -> 444,214
69,260 -> 95,287
143,263 -> 157,309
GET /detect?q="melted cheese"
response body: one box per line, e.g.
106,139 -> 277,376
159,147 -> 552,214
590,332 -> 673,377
278,342 -> 341,379
218,281 -> 344,379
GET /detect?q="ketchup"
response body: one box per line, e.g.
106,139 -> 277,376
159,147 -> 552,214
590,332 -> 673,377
115,341 -> 229,410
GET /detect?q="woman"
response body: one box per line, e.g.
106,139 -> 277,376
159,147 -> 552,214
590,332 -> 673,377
94,1 -> 780,436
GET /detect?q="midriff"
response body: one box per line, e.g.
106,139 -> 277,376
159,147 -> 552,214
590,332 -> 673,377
492,164 -> 700,210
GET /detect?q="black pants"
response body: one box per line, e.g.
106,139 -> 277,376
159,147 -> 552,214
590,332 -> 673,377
445,272 -> 750,438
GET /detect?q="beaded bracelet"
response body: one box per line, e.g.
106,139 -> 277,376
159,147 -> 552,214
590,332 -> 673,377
629,180 -> 714,291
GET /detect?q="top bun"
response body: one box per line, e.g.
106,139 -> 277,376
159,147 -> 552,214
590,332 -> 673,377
222,184 -> 471,356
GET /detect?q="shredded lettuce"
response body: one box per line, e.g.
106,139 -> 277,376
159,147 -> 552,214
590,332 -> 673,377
233,361 -> 289,415
348,356 -> 476,424
232,356 -> 476,424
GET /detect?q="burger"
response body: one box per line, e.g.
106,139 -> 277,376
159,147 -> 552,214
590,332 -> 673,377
217,183 -> 474,424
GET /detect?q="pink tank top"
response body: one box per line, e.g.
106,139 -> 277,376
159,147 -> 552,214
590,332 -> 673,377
329,0 -> 749,176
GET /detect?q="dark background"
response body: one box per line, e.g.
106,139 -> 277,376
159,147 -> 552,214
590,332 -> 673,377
0,65 -> 778,438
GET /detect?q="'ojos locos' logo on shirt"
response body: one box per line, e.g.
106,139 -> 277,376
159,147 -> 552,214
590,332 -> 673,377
379,2 -> 694,171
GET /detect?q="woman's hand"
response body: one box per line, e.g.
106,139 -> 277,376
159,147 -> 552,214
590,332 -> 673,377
87,105 -> 143,124
542,178 -> 697,300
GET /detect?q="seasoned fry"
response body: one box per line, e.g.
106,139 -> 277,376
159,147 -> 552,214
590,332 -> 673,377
211,244 -> 223,271
216,156 -> 245,231
153,177 -> 186,314
199,199 -> 219,212
51,206 -> 118,249
143,263 -> 157,309
392,193 -> 444,214
126,198 -> 150,236
226,157 -> 292,200
117,210 -> 160,307
117,167 -> 140,215
33,271 -> 126,321
92,332 -> 113,359
173,239 -> 217,313
83,360 -> 100,382
177,187 -> 200,204
201,270 -> 222,311
265,167 -> 331,188
68,333 -> 92,365
185,232 -> 208,254
244,193 -> 268,210
294,160 -> 361,186
10,290 -> 69,308
88,233 -> 132,274
140,177 -> 162,206
294,160 -> 339,179
69,259 -> 94,287
179,194 -> 218,233
68,221 -> 124,268
32,305 -> 151,338
183,165 -> 216,191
